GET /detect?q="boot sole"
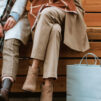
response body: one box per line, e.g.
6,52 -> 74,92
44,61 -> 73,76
22,88 -> 36,92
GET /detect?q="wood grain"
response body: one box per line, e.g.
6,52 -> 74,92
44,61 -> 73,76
10,77 -> 66,92
82,0 -> 101,12
1,42 -> 101,58
87,27 -> 101,40
0,59 -> 100,76
84,13 -> 101,27
60,42 -> 101,58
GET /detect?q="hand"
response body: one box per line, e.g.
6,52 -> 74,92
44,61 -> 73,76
4,17 -> 16,31
0,24 -> 3,37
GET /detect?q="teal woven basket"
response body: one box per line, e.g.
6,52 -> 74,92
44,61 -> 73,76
66,53 -> 101,101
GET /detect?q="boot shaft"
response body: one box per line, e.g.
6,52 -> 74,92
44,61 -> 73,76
2,79 -> 12,92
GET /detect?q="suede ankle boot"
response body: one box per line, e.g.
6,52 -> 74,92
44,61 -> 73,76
40,83 -> 53,101
0,78 -> 12,101
22,66 -> 39,92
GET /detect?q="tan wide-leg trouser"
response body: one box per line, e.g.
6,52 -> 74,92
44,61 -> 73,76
31,7 -> 65,79
2,39 -> 21,80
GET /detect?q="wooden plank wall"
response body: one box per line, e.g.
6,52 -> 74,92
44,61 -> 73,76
0,0 -> 101,93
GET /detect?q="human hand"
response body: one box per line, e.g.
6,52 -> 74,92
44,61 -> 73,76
4,17 -> 16,31
0,24 -> 3,37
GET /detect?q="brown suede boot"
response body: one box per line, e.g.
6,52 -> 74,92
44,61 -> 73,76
40,83 -> 53,101
0,78 -> 12,101
22,66 -> 39,92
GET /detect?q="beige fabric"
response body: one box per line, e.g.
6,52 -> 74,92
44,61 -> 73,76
31,7 -> 64,60
2,39 -> 21,80
22,66 -> 39,92
31,0 -> 90,52
31,7 -> 63,78
43,24 -> 61,79
63,0 -> 90,52
31,0 -> 90,78
4,0 -> 31,45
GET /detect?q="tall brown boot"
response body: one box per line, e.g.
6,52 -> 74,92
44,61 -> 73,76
0,78 -> 12,101
22,66 -> 39,92
40,83 -> 53,101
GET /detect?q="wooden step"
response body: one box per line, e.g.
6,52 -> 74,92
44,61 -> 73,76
0,59 -> 100,76
10,76 -> 66,92
1,41 -> 101,58
6,58 -> 101,92
84,13 -> 101,27
82,0 -> 101,12
87,27 -> 101,40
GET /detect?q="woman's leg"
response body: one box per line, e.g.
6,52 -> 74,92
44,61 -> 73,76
2,39 -> 21,80
43,24 -> 61,79
31,7 -> 65,60
23,7 -> 65,92
0,39 -> 21,101
40,79 -> 54,101
40,24 -> 61,101
22,59 -> 40,92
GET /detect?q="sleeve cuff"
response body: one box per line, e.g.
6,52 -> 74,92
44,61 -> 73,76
9,12 -> 20,22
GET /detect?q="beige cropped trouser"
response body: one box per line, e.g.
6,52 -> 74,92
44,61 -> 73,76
31,7 -> 65,78
2,7 -> 65,80
2,39 -> 21,81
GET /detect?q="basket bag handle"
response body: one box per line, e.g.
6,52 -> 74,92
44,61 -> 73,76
79,53 -> 101,65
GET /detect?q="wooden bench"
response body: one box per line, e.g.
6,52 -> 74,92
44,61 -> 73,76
0,0 -> 101,93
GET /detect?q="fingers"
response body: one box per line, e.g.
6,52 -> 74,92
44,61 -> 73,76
4,19 -> 10,30
9,22 -> 15,28
0,24 -> 4,37
4,17 -> 16,31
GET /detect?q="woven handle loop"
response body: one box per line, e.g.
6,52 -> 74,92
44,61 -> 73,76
80,53 -> 101,65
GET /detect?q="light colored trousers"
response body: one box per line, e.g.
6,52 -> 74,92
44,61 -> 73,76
2,7 -> 65,80
2,39 -> 21,80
